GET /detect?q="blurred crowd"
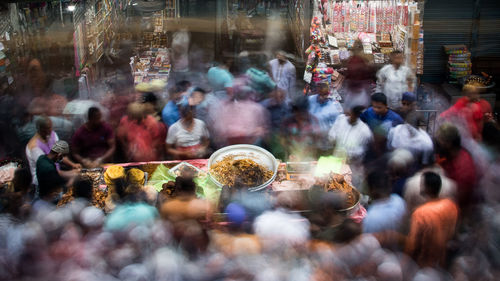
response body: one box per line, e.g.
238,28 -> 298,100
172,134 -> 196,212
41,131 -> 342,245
0,45 -> 499,281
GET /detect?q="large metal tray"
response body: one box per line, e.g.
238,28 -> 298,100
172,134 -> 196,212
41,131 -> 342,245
208,145 -> 279,192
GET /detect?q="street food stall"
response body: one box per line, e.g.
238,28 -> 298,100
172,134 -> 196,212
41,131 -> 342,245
58,145 -> 366,222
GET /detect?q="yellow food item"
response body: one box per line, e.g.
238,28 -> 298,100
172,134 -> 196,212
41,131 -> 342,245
104,165 -> 126,186
127,168 -> 145,185
104,165 -> 126,195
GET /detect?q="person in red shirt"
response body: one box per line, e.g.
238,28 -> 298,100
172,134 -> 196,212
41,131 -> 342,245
72,107 -> 115,168
435,123 -> 477,208
117,102 -> 166,162
406,171 -> 459,268
440,84 -> 493,140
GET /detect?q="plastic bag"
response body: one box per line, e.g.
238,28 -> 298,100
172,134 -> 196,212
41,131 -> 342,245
149,164 -> 176,192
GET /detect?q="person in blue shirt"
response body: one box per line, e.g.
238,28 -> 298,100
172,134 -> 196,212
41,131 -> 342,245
161,81 -> 191,127
207,58 -> 234,99
363,169 -> 407,234
308,83 -> 343,135
360,92 -> 404,136
307,83 -> 343,152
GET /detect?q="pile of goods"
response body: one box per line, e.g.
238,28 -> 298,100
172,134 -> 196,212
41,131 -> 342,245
303,0 -> 423,92
132,48 -> 171,85
209,156 -> 274,188
445,45 -> 472,84
315,172 -> 358,209
58,168 -> 108,209
158,163 -> 203,197
463,73 -> 494,88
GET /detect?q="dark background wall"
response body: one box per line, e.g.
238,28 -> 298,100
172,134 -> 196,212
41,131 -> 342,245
423,0 -> 500,85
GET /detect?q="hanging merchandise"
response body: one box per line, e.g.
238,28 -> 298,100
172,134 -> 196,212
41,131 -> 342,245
303,0 -> 425,92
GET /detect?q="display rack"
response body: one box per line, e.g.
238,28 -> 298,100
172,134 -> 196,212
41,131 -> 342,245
131,48 -> 171,85
304,0 -> 425,88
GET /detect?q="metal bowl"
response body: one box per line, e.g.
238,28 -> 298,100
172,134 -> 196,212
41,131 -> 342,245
208,145 -> 279,192
338,187 -> 361,215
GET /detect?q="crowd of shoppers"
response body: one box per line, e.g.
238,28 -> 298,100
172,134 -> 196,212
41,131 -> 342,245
0,48 -> 499,281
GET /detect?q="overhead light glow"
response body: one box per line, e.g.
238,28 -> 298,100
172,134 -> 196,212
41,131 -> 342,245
67,5 -> 76,12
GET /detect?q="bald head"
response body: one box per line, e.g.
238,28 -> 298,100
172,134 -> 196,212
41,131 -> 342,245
36,116 -> 53,140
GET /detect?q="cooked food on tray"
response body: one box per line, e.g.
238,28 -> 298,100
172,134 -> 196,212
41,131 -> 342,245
316,172 -> 357,208
210,156 -> 273,188
57,173 -> 108,209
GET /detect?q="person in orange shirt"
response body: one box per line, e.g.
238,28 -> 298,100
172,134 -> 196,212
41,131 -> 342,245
160,177 -> 213,223
406,171 -> 459,268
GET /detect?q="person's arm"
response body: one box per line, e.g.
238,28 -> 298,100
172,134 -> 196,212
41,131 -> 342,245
62,156 -> 81,170
95,137 -> 115,165
268,61 -> 275,81
328,118 -> 339,145
165,143 -> 189,159
165,125 -> 188,159
375,67 -> 384,92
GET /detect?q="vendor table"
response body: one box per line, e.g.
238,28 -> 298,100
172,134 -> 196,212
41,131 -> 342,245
102,159 -> 366,222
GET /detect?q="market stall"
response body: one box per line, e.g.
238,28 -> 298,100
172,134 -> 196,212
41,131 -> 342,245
303,0 -> 425,94
131,48 -> 171,85
57,145 -> 365,223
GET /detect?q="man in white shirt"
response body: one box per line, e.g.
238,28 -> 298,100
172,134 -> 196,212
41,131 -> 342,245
387,123 -> 434,167
268,51 -> 296,101
166,105 -> 210,159
376,50 -> 414,109
328,105 -> 373,163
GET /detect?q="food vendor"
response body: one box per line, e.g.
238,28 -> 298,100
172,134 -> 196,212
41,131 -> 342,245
117,102 -> 166,162
328,105 -> 373,163
26,117 -> 81,186
72,107 -> 116,168
36,141 -> 78,200
166,105 -> 210,160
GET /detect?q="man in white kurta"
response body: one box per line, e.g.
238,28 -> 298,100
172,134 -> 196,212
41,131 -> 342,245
269,51 -> 296,101
376,50 -> 414,109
